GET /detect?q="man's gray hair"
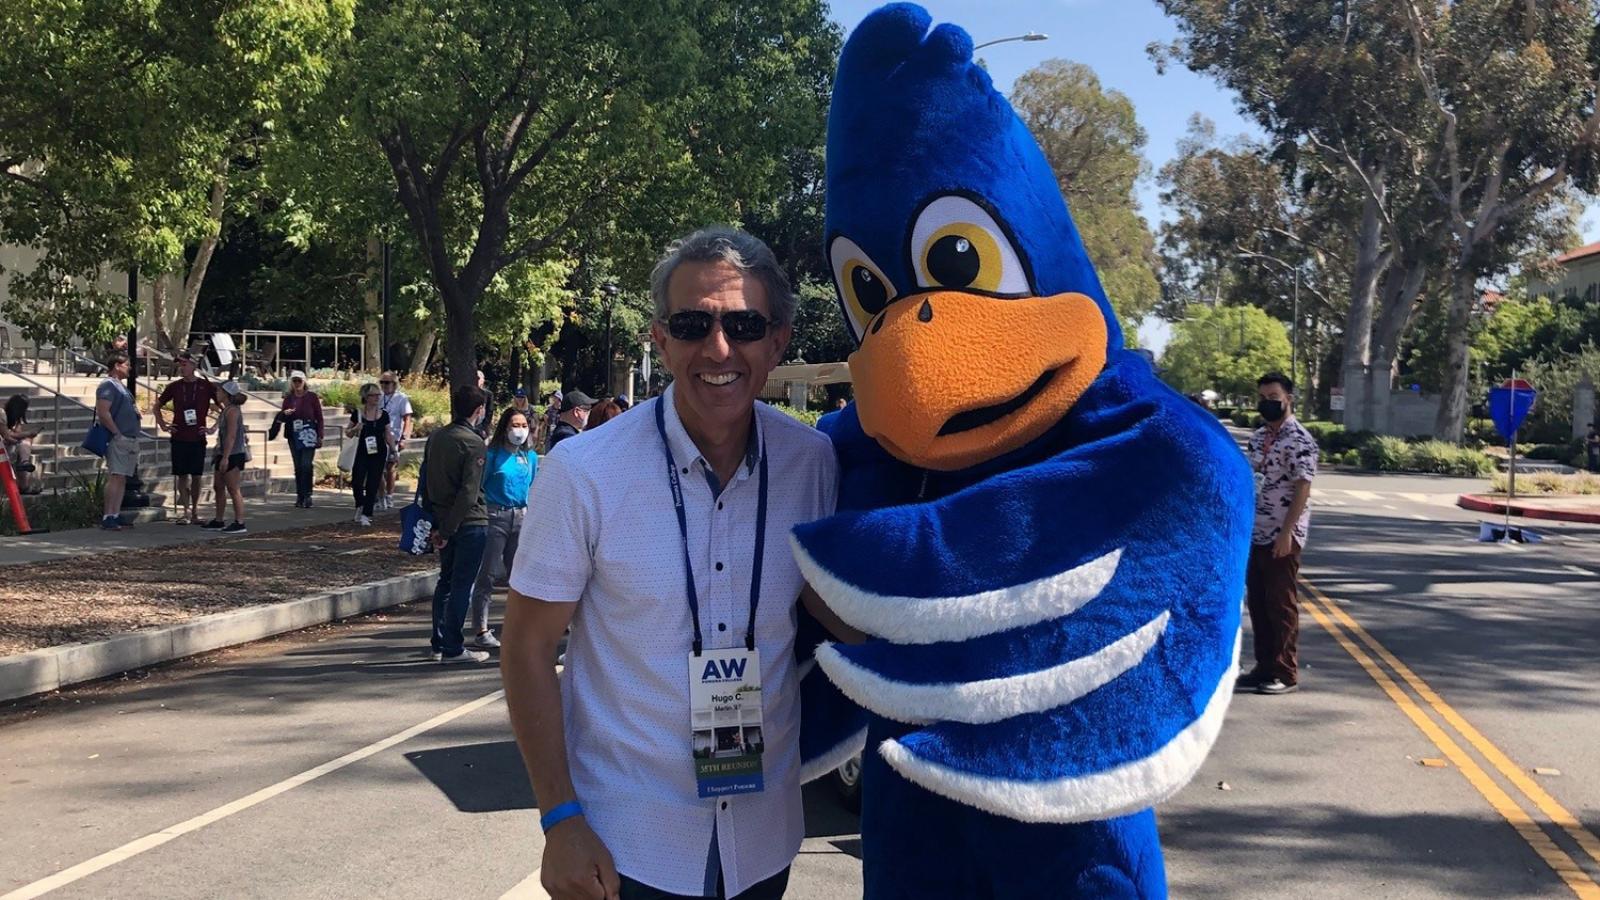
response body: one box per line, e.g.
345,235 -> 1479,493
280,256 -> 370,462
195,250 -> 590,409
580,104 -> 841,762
649,226 -> 794,326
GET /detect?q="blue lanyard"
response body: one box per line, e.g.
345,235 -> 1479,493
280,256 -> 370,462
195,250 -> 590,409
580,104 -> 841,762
656,397 -> 768,656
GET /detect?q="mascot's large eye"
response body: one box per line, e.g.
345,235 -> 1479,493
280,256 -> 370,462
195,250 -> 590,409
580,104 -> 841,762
910,195 -> 1031,295
830,235 -> 898,341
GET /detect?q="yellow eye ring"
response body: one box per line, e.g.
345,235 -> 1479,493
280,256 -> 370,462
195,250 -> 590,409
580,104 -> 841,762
919,223 -> 1003,293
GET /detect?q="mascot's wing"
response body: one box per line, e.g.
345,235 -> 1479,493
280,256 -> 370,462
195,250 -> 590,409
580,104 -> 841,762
792,362 -> 1254,823
797,604 -> 869,783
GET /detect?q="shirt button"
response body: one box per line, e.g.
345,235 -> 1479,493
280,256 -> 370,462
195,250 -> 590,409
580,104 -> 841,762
717,502 -> 724,511
681,467 -> 689,475
718,623 -> 727,632
715,562 -> 724,571
721,801 -> 728,810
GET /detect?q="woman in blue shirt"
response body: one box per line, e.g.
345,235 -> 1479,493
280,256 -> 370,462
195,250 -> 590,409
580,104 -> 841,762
467,407 -> 536,649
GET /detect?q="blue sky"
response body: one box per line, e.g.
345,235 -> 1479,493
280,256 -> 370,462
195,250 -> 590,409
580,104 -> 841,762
824,1 -> 1600,353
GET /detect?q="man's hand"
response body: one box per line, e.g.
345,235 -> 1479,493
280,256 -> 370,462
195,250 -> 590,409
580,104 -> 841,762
156,419 -> 170,434
431,531 -> 448,550
1272,530 -> 1295,559
540,817 -> 620,900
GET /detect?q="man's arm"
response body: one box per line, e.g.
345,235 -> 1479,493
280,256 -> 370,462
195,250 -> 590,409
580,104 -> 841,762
1274,479 -> 1312,557
501,593 -> 620,900
802,584 -> 867,644
95,396 -> 121,436
154,385 -> 172,432
434,442 -> 477,539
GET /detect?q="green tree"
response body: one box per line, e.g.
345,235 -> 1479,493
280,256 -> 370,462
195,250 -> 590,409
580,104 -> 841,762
315,0 -> 839,388
1009,60 -> 1160,330
0,0 -> 355,349
1159,303 -> 1293,401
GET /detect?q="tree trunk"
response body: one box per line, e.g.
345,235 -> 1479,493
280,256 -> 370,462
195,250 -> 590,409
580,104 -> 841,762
409,325 -> 437,374
1367,260 -> 1427,435
442,290 -> 478,390
363,237 -> 383,372
163,168 -> 228,349
1341,188 -> 1387,431
151,276 -> 171,353
1433,267 -> 1477,442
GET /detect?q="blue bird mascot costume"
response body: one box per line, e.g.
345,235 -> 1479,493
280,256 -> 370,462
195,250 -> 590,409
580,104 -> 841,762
791,5 -> 1254,897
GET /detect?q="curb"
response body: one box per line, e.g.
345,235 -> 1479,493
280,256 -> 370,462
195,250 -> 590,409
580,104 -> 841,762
0,570 -> 437,703
1457,493 -> 1600,525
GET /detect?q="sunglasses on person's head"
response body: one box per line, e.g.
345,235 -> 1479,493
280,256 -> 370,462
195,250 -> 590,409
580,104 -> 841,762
665,310 -> 771,343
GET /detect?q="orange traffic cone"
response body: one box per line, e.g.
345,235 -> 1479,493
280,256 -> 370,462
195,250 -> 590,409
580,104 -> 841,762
0,456 -> 41,534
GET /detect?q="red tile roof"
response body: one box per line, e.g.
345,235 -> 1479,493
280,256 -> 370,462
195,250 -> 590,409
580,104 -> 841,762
1555,241 -> 1600,264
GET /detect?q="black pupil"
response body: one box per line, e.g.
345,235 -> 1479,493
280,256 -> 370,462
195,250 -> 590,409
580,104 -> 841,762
850,265 -> 889,314
928,235 -> 980,288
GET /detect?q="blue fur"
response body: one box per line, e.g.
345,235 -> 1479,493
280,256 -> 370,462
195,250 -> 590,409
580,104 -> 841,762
794,5 -> 1254,897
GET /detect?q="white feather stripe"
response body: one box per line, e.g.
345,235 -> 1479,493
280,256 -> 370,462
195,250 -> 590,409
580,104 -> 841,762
813,610 -> 1171,725
876,629 -> 1241,824
800,726 -> 870,785
789,536 -> 1122,644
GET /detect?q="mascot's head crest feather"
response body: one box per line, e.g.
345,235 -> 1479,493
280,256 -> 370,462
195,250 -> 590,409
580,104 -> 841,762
826,3 -> 1124,471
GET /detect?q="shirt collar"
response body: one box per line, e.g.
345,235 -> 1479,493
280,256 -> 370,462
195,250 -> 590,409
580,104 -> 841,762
659,382 -> 765,484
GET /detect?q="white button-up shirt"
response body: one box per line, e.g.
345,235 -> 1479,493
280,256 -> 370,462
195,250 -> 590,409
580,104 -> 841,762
509,384 -> 838,896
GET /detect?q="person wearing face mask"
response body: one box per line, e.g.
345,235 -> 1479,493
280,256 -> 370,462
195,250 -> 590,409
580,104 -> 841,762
1241,372 -> 1319,696
421,384 -> 493,663
466,407 -> 538,650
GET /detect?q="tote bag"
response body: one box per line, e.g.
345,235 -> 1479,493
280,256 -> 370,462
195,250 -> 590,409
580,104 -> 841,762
398,447 -> 434,555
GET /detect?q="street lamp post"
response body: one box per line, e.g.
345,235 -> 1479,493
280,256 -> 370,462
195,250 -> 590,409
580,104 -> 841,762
601,282 -> 619,394
973,32 -> 1048,50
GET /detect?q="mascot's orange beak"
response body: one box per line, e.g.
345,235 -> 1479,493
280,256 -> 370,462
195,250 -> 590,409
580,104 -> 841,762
851,290 -> 1108,471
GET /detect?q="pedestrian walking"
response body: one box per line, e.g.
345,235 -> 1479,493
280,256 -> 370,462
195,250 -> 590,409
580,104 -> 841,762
3,395 -> 40,494
270,371 -> 324,508
537,389 -> 562,452
95,352 -> 143,532
510,387 -> 535,419
153,352 -> 217,523
499,226 -> 848,900
423,384 -> 492,664
472,370 -> 492,439
345,382 -> 395,526
467,407 -> 536,650
203,381 -> 250,534
547,390 -> 595,450
1241,372 -> 1318,696
378,371 -> 414,510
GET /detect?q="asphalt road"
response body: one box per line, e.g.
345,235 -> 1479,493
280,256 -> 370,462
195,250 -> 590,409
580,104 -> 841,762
1,469 -> 1597,899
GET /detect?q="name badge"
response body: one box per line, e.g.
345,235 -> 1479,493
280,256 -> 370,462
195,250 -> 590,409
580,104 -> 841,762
365,435 -> 379,455
183,408 -> 197,426
689,648 -> 764,798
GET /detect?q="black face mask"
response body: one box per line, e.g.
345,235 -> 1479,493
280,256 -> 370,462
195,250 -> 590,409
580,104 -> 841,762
1257,399 -> 1286,422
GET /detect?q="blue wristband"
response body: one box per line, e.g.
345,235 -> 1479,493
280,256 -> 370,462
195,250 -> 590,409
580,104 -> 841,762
540,800 -> 583,832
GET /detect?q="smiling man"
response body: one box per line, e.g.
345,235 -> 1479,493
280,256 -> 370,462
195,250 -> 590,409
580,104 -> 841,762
500,226 -> 841,900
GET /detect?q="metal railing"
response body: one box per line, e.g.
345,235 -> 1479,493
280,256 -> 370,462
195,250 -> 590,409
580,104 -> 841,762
236,330 -> 367,378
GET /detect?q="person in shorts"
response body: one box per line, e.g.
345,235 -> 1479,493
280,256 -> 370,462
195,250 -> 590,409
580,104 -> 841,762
154,351 -> 216,524
202,381 -> 250,534
378,371 -> 413,510
95,352 -> 143,531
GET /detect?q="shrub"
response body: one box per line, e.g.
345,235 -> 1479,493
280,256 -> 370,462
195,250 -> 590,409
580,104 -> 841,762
771,403 -> 820,427
1463,417 -> 1502,449
1490,471 -> 1600,495
1404,440 -> 1494,477
1357,435 -> 1409,471
1525,440 -> 1582,462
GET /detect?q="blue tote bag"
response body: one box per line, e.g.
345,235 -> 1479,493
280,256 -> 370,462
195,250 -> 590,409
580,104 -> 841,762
398,448 -> 434,555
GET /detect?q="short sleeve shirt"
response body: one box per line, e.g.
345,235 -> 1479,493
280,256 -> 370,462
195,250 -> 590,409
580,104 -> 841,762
381,390 -> 412,441
508,385 -> 838,897
96,378 -> 141,437
159,379 -> 214,443
1248,417 -> 1318,546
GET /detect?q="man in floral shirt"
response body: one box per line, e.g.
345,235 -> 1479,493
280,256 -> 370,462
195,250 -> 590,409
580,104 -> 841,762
1242,372 -> 1318,696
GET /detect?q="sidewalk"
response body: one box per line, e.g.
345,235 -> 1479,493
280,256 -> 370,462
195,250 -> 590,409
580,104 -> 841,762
3,484 -> 408,566
1456,492 -> 1600,524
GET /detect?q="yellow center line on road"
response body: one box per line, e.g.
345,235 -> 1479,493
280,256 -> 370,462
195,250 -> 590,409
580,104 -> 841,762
1302,580 -> 1600,871
1299,584 -> 1600,898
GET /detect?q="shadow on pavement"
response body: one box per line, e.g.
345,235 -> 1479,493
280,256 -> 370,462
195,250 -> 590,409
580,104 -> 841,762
404,740 -> 535,813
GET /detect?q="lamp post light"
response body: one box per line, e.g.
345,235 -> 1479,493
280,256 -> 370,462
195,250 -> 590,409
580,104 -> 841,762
973,32 -> 1048,50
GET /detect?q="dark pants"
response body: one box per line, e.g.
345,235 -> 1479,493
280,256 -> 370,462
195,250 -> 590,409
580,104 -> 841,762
619,867 -> 789,900
1246,541 -> 1302,684
431,524 -> 487,658
351,453 -> 384,516
289,442 -> 317,503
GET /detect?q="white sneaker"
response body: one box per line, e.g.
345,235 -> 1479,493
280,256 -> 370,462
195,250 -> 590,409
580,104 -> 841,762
357,514 -> 373,527
353,510 -> 364,523
440,649 -> 491,664
470,630 -> 501,649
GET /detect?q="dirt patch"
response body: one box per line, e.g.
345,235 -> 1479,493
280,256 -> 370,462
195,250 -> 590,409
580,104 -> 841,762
0,521 -> 440,656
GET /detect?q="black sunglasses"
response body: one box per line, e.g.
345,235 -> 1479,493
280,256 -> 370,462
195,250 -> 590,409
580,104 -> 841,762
379,380 -> 395,386
665,310 -> 771,343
